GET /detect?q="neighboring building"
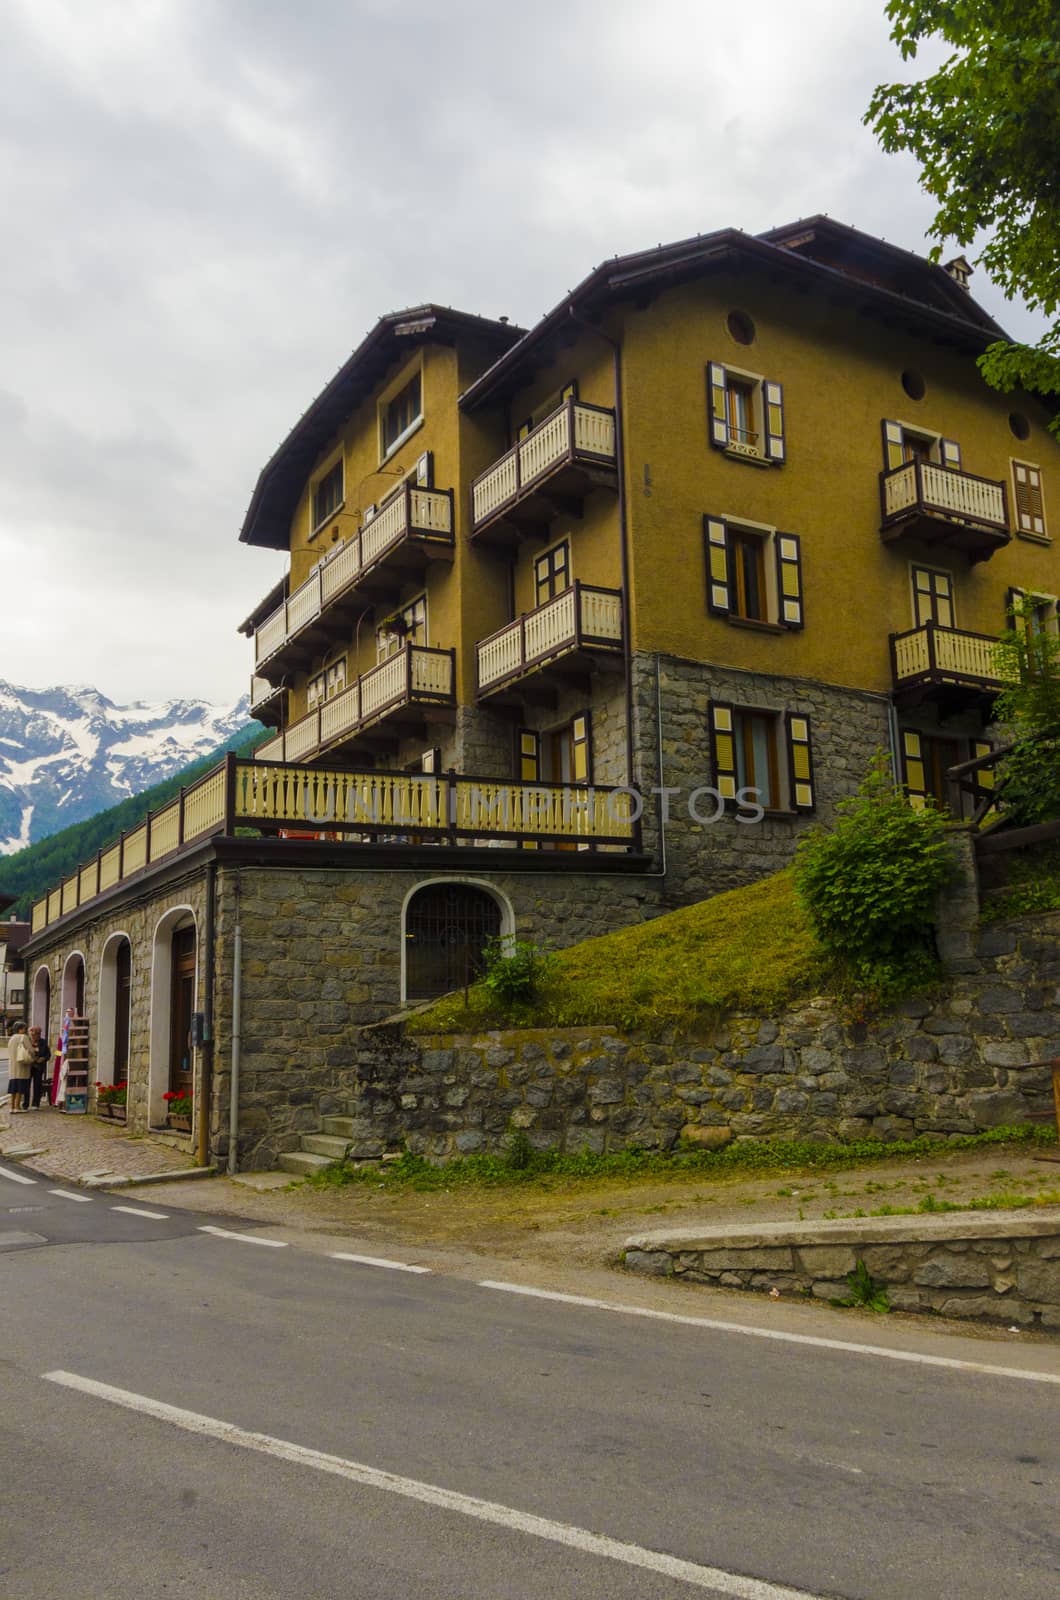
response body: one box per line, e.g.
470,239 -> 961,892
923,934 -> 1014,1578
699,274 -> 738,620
0,915 -> 30,1030
22,218 -> 1060,1166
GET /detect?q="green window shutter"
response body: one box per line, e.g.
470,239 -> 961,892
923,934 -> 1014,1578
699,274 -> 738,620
775,532 -> 804,628
940,438 -> 962,471
707,362 -> 729,450
571,712 -> 592,784
901,729 -> 929,810
785,713 -> 815,811
703,515 -> 732,614
763,380 -> 785,463
882,419 -> 905,471
709,701 -> 738,800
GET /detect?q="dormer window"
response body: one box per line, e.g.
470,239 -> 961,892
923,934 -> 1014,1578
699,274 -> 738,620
381,373 -> 423,460
312,461 -> 344,532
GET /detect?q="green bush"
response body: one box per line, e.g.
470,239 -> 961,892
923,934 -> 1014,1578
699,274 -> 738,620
990,595 -> 1060,827
479,938 -> 555,1005
793,755 -> 951,992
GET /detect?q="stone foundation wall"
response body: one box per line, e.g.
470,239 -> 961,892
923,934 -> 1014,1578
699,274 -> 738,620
622,1215 -> 1060,1329
346,912 -> 1060,1161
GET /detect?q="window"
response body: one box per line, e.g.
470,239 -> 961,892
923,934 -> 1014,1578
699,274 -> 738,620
516,380 -> 578,441
882,421 -> 960,472
381,372 -> 423,459
704,516 -> 803,628
911,566 -> 955,629
1008,586 -> 1058,639
404,884 -> 502,1001
307,670 -> 325,710
709,702 -> 815,812
707,363 -> 785,463
376,594 -> 427,661
312,462 -> 343,531
534,541 -> 570,606
900,730 -> 993,815
1011,460 -> 1047,539
308,656 -> 347,708
326,657 -> 347,698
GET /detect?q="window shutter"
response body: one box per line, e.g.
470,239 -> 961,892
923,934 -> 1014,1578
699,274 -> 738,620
785,713 -> 815,811
707,363 -> 729,449
901,729 -> 929,810
882,420 -> 905,471
775,532 -> 804,628
972,740 -> 995,793
940,438 -> 962,471
415,451 -> 433,488
1006,586 -> 1022,624
703,516 -> 732,614
421,747 -> 441,774
763,380 -> 785,463
1013,462 -> 1046,536
709,702 -> 738,800
571,713 -> 592,784
518,729 -> 540,782
560,380 -> 578,403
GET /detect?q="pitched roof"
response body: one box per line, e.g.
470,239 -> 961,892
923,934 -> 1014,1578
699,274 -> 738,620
238,307 -> 524,551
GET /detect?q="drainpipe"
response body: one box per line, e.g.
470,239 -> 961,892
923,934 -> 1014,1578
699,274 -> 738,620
227,877 -> 243,1176
197,859 -> 216,1168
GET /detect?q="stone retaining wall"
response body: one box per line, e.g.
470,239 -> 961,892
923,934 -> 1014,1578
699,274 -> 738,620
348,912 -> 1060,1160
622,1214 -> 1060,1328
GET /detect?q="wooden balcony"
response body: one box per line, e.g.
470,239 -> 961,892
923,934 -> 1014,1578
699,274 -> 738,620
250,675 -> 285,728
471,399 -> 617,542
477,583 -> 624,699
253,485 -> 454,675
30,757 -> 639,936
890,621 -> 1009,708
257,644 -> 455,763
880,460 -> 1009,563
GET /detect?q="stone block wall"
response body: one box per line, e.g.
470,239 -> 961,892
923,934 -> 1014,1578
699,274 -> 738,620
622,1215 -> 1060,1328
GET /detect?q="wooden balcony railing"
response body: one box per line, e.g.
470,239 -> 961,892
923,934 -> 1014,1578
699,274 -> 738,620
254,485 -> 454,668
254,644 -> 455,765
29,757 -> 639,936
880,461 -> 1009,561
890,621 -> 1010,696
477,582 -> 624,695
471,399 -> 617,535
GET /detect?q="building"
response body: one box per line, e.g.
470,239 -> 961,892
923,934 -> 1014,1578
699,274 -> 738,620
0,914 -> 30,1029
21,218 -> 1059,1166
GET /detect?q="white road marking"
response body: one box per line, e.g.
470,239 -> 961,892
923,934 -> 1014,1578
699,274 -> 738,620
476,1281 -> 1060,1387
198,1225 -> 287,1248
111,1205 -> 169,1221
330,1252 -> 431,1274
0,1164 -> 36,1185
42,1370 -> 824,1599
48,1189 -> 93,1203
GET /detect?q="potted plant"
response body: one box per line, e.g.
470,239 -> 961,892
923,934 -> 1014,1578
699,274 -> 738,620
96,1081 -> 128,1121
163,1090 -> 194,1133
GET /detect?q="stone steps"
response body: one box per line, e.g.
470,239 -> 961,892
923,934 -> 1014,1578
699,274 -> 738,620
322,1115 -> 355,1138
301,1133 -> 352,1160
277,1149 -> 334,1177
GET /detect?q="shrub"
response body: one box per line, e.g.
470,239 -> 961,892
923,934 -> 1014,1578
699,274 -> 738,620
990,595 -> 1060,827
793,755 -> 951,993
479,938 -> 555,1005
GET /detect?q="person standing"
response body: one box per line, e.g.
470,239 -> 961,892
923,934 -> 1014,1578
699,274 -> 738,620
6,1024 -> 32,1113
27,1027 -> 50,1110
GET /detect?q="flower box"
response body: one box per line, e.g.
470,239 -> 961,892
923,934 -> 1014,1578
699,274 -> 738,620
166,1114 -> 193,1133
96,1104 -> 127,1122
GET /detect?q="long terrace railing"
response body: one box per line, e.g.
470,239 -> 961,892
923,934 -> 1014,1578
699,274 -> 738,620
254,484 -> 454,669
29,757 -> 639,937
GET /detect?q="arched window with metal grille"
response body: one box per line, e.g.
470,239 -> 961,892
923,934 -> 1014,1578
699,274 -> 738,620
403,883 -> 503,1001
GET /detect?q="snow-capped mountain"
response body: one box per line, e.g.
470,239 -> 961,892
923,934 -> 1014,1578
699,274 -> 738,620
0,681 -> 254,853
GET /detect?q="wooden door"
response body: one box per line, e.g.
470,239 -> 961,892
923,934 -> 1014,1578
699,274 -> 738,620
114,940 -> 131,1080
169,927 -> 196,1096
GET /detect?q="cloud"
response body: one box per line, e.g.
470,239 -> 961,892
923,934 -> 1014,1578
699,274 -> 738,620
0,0 -> 1047,701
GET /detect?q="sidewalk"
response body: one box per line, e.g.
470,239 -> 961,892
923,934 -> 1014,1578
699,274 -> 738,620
0,1106 -> 200,1184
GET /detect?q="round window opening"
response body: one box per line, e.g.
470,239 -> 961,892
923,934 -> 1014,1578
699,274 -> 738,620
901,369 -> 926,401
726,310 -> 756,346
1009,411 -> 1031,441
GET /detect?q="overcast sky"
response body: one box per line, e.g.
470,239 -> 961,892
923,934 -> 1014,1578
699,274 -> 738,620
0,0 -> 1046,708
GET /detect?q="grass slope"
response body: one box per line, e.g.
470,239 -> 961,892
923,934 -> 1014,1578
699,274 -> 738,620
0,724 -> 265,916
409,869 -> 832,1037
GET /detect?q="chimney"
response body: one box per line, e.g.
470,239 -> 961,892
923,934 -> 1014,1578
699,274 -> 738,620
943,255 -> 972,291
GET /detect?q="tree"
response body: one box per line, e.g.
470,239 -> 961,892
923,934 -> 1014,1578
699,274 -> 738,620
865,2 -> 1060,435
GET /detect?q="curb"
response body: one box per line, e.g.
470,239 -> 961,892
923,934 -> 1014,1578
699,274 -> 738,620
80,1166 -> 217,1189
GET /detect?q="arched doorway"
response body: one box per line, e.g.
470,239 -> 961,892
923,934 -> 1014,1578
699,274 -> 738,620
148,908 -> 197,1127
98,935 -> 132,1086
61,952 -> 85,1017
31,966 -> 51,1039
403,883 -> 503,1001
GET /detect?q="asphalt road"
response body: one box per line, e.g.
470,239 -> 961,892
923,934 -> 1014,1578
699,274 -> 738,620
2,1159 -> 1059,1600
